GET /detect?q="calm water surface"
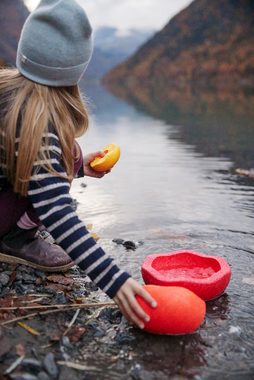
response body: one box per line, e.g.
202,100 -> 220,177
72,84 -> 254,379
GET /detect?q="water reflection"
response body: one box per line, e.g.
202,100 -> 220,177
104,83 -> 254,168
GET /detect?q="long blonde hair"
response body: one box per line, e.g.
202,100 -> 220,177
0,68 -> 89,196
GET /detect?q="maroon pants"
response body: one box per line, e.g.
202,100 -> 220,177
0,142 -> 83,238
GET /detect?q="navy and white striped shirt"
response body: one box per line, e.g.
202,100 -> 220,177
0,128 -> 130,298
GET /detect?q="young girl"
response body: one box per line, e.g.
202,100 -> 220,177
0,0 -> 156,329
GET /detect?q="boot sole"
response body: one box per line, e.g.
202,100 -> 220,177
0,252 -> 74,272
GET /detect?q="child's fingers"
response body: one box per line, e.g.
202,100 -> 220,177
117,296 -> 145,329
135,286 -> 157,308
90,151 -> 105,160
124,290 -> 151,322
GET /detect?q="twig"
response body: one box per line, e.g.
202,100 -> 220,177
0,302 -> 116,326
63,308 -> 80,336
57,361 -> 99,371
21,297 -> 45,304
0,301 -> 114,311
12,293 -> 53,298
17,321 -> 40,336
4,355 -> 25,375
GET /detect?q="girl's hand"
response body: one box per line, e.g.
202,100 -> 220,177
83,151 -> 109,178
113,278 -> 157,329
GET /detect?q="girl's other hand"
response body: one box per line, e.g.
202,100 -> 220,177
113,278 -> 157,329
83,151 -> 109,178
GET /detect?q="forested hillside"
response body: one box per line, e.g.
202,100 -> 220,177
104,0 -> 254,91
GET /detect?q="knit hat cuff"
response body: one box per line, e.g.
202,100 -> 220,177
16,52 -> 90,86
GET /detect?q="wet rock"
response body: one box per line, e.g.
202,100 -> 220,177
61,336 -> 73,349
59,345 -> 71,362
34,270 -> 46,278
113,239 -> 144,250
14,283 -> 31,294
22,358 -> 42,372
0,272 -> 10,286
38,286 -> 57,296
10,374 -> 38,380
0,286 -> 11,296
53,291 -> 67,304
99,308 -> 122,324
70,198 -> 79,211
85,281 -> 98,292
16,265 -> 35,274
43,353 -> 58,378
38,372 -> 50,380
115,332 -> 136,345
0,335 -> 12,358
72,288 -> 89,298
123,241 -> 136,250
87,321 -> 106,337
129,363 -> 142,380
0,263 -> 9,272
31,348 -> 39,360
16,272 -> 36,284
113,238 -> 125,245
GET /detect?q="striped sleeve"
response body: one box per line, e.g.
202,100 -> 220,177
27,132 -> 130,298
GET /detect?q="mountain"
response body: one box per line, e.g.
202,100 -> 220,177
0,0 -> 29,66
83,27 -> 154,83
103,0 -> 254,91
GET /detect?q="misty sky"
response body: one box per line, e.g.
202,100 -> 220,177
24,0 -> 193,33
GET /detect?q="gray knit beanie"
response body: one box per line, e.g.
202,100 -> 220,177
16,0 -> 93,86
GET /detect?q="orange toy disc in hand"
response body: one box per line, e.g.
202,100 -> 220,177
90,143 -> 120,172
136,285 -> 206,335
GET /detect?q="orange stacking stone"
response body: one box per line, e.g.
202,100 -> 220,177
90,143 -> 120,172
136,285 -> 206,335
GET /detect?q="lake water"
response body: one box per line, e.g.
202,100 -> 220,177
72,84 -> 254,379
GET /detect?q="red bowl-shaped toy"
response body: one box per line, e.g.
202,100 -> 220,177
141,250 -> 231,301
136,285 -> 206,335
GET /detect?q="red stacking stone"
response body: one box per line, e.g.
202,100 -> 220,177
136,285 -> 206,335
141,250 -> 231,301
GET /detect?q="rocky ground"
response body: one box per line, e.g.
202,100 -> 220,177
0,262 -> 140,380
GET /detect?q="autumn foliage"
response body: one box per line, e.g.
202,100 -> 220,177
104,0 -> 254,91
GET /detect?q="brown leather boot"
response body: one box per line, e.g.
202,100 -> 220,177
0,225 -> 73,272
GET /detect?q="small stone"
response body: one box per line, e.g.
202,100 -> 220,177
123,241 -> 136,250
115,332 -> 136,345
37,372 -> 50,380
70,198 -> 79,211
61,336 -> 73,349
88,321 -> 106,337
43,353 -> 58,378
34,270 -> 46,278
113,238 -> 125,245
0,263 -> 9,272
85,281 -> 98,292
129,363 -> 142,380
14,283 -> 32,294
0,272 -> 10,286
53,291 -> 67,304
0,286 -> 11,296
10,374 -> 38,380
99,308 -> 122,324
21,273 -> 37,284
22,358 -> 42,371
